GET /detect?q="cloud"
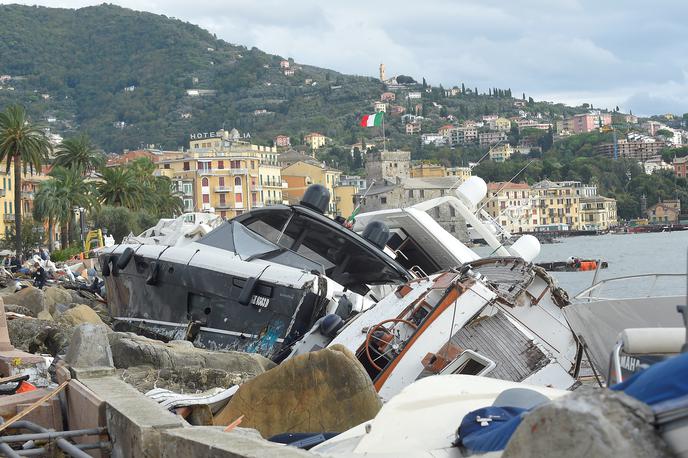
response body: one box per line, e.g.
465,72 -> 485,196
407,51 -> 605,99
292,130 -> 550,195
2,0 -> 687,114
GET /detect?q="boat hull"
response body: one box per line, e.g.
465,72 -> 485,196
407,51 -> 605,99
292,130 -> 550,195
101,244 -> 326,359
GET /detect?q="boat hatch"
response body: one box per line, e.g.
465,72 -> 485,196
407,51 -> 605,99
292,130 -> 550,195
451,311 -> 550,381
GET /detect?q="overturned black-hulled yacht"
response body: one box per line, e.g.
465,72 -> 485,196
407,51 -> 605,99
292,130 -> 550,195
100,185 -> 412,359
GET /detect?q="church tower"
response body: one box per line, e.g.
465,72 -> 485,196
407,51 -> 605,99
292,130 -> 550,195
379,63 -> 386,82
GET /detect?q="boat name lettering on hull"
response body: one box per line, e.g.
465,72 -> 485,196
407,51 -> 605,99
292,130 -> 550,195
250,295 -> 270,309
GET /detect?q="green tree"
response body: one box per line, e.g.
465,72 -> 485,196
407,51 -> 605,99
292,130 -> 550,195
0,105 -> 51,259
656,129 -> 674,140
33,178 -> 69,251
92,206 -> 138,243
0,217 -> 44,256
97,166 -> 144,210
52,134 -> 105,174
47,166 -> 98,248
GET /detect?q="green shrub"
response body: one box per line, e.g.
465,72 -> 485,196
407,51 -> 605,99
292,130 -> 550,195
50,246 -> 83,262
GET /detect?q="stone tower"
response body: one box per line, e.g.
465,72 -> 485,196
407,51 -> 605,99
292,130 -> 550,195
379,63 -> 386,82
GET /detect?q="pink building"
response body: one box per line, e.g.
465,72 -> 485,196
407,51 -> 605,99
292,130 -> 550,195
381,92 -> 396,102
565,112 -> 612,133
274,135 -> 291,147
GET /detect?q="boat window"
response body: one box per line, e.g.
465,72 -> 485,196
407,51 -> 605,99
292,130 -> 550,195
238,209 -> 291,242
236,208 -> 408,294
280,214 -> 402,294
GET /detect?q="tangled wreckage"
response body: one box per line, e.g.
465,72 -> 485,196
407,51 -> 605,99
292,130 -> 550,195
101,177 -> 583,393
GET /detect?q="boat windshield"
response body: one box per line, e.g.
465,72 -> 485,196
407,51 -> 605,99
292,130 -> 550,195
235,206 -> 410,294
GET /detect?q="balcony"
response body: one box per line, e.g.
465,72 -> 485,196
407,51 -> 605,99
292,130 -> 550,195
3,214 -> 14,223
250,185 -> 263,191
215,202 -> 244,210
21,191 -> 34,200
215,186 -> 231,193
0,189 -> 5,197
230,168 -> 249,176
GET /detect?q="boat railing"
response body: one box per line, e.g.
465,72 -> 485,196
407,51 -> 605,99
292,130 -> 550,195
573,273 -> 686,301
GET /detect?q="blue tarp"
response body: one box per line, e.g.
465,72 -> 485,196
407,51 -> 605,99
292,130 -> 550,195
611,352 -> 688,405
458,352 -> 688,453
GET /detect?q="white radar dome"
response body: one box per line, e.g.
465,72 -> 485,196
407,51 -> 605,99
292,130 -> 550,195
456,177 -> 487,211
509,234 -> 541,263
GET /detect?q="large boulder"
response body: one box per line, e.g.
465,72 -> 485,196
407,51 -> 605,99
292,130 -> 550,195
109,333 -> 274,374
503,389 -> 674,458
64,323 -> 114,376
3,287 -> 44,316
7,317 -> 74,356
58,304 -> 106,327
117,366 -> 252,394
43,286 -> 73,314
213,345 -> 382,437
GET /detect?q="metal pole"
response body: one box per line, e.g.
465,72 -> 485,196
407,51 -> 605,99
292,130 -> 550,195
15,442 -> 111,456
0,426 -> 106,443
9,421 -> 94,458
380,111 -> 387,151
0,443 -> 21,458
79,209 -> 85,252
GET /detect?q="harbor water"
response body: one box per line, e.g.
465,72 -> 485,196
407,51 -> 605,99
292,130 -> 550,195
475,231 -> 688,298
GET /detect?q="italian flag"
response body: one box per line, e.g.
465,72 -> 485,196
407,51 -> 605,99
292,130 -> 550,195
360,112 -> 383,127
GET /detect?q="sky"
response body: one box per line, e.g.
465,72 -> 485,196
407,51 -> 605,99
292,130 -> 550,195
3,1 -> 688,116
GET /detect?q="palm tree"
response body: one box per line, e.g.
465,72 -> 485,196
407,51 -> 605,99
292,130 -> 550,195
52,135 -> 104,175
33,179 -> 69,251
149,176 -> 183,218
0,105 -> 51,259
97,166 -> 144,210
47,167 -> 98,248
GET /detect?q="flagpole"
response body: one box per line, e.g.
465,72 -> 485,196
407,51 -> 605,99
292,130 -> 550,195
382,112 -> 387,152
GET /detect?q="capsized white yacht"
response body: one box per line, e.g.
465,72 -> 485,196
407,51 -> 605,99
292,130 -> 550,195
286,177 -> 583,400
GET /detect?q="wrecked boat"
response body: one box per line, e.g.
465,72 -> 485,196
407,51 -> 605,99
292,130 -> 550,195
286,178 -> 583,399
102,176 -> 582,397
100,185 -> 412,358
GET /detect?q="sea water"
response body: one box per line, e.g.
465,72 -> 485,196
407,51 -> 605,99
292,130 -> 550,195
474,231 -> 688,298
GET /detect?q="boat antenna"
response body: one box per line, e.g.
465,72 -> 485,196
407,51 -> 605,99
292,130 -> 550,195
475,160 -> 535,214
347,179 -> 376,224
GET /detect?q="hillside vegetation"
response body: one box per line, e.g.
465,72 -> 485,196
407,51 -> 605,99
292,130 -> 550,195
0,4 -> 383,151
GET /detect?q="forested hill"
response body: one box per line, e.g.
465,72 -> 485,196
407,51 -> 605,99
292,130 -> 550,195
0,3 -> 383,151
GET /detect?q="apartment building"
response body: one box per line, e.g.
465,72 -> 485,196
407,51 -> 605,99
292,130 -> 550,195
482,182 -> 535,233
531,180 -> 582,231
488,144 -> 514,162
446,166 -> 472,183
281,160 -> 346,216
595,139 -> 668,161
158,130 -> 282,219
479,131 -> 508,147
580,196 -> 618,230
562,112 -> 612,133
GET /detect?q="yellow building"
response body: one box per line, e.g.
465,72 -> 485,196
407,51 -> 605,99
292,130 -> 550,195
410,163 -> 446,178
489,144 -> 514,162
333,185 -> 357,219
646,199 -> 680,225
446,166 -> 472,183
0,162 -> 51,239
494,117 -> 512,132
304,132 -> 327,150
580,196 -> 618,230
158,129 -> 282,219
281,160 -> 342,216
483,182 -> 535,233
531,180 -> 582,230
